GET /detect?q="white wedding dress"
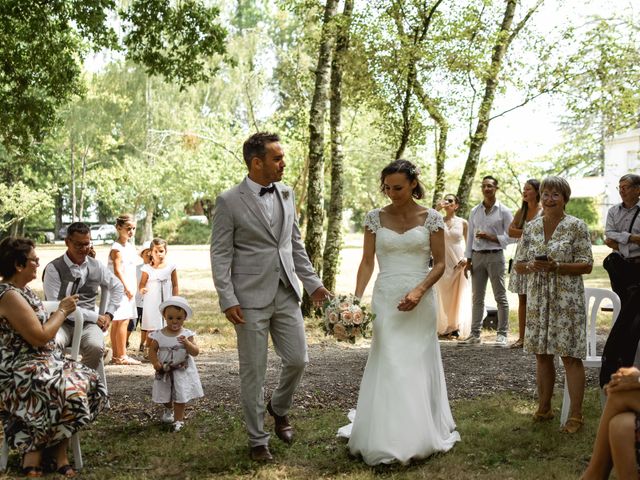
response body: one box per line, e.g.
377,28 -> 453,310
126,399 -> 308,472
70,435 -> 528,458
338,208 -> 460,465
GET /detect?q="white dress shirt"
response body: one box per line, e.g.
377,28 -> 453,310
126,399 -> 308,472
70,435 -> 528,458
43,253 -> 123,323
465,200 -> 514,258
605,200 -> 640,258
246,175 -> 275,222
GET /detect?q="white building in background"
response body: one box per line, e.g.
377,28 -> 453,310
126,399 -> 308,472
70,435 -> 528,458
602,128 -> 640,217
566,128 -> 640,225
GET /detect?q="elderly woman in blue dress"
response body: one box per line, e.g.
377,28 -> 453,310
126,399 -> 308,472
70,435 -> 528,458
514,176 -> 593,433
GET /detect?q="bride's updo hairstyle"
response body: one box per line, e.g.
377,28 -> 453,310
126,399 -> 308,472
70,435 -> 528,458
380,159 -> 425,199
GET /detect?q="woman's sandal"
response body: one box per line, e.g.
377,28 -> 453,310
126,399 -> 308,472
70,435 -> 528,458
111,355 -> 141,366
560,416 -> 584,434
56,464 -> 77,478
532,410 -> 555,422
21,466 -> 43,478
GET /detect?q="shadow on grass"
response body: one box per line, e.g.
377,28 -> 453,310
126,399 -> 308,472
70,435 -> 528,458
1,389 -> 600,479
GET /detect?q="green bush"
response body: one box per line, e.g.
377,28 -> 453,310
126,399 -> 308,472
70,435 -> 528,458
154,218 -> 210,245
566,197 -> 599,228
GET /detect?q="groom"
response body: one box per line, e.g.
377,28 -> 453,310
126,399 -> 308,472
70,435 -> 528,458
210,132 -> 330,461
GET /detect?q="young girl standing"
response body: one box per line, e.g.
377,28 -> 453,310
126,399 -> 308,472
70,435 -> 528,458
108,214 -> 141,365
149,296 -> 203,432
129,241 -> 152,352
139,238 -> 178,354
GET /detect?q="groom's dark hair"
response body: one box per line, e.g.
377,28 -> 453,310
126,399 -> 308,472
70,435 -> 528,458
243,132 -> 281,169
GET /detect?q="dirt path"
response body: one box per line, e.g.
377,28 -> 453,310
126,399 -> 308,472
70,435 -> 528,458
105,340 -> 601,421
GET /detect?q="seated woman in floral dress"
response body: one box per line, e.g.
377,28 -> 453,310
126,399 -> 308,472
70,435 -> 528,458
0,237 -> 108,478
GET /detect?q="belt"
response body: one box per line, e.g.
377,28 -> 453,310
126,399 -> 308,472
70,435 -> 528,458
473,249 -> 502,254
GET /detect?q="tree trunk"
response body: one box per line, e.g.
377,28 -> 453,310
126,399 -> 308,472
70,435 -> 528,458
322,0 -> 353,294
54,191 -> 63,239
456,0 -> 539,216
70,136 -> 76,221
395,63 -> 417,161
143,203 -> 154,241
78,147 -> 88,221
302,0 -> 339,315
414,82 -> 448,207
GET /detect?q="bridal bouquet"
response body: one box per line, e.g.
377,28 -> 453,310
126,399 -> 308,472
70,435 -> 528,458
323,294 -> 374,343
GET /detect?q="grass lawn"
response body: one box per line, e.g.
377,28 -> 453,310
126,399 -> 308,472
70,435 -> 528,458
73,390 -> 599,479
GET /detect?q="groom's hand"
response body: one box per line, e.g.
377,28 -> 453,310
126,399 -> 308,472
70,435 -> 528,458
310,287 -> 331,307
224,305 -> 245,325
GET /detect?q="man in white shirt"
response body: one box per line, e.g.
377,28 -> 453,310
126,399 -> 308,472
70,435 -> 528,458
604,173 -> 640,307
460,175 -> 513,346
43,222 -> 123,369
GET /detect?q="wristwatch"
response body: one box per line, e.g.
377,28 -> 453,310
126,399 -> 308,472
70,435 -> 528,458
105,312 -> 114,321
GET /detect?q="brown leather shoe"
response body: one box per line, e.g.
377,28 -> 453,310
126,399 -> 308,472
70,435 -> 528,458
249,445 -> 273,462
267,401 -> 294,444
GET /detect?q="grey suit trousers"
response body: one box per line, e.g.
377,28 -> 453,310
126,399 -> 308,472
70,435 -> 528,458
235,282 -> 308,447
56,321 -> 105,370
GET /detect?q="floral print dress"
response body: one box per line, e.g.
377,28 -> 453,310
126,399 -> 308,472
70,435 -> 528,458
515,215 -> 593,358
0,284 -> 108,453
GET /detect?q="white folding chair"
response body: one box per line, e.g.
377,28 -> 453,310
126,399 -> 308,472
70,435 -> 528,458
560,288 -> 621,426
1,303 -> 85,472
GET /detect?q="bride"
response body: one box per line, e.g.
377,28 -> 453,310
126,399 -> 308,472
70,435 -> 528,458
338,159 -> 460,465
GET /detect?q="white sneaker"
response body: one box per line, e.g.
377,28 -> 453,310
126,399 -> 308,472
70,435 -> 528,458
459,335 -> 481,345
172,420 -> 184,432
495,334 -> 508,346
161,408 -> 174,424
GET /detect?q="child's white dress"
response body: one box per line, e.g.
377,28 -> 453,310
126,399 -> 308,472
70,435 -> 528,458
141,262 -> 176,331
150,328 -> 203,404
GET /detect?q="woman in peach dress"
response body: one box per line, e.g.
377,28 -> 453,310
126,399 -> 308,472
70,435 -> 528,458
436,194 -> 471,340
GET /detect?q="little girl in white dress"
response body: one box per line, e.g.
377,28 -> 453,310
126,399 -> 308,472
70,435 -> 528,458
148,296 -> 203,432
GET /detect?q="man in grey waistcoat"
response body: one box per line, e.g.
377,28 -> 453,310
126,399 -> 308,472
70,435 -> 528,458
211,132 -> 330,462
43,222 -> 123,370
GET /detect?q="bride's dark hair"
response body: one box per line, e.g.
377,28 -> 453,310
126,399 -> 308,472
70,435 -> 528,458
380,159 -> 425,199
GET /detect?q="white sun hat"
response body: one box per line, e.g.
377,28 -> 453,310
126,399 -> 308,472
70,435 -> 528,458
158,295 -> 193,320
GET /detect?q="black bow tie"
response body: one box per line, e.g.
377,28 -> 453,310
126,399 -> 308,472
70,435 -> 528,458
259,185 -> 276,196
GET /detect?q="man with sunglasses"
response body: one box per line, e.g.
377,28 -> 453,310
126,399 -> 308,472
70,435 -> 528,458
43,222 -> 124,369
604,173 -> 640,307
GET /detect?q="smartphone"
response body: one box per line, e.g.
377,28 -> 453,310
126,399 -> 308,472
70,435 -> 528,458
534,254 -> 549,261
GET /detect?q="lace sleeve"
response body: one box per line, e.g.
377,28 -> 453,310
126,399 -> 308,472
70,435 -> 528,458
424,209 -> 444,233
364,209 -> 381,234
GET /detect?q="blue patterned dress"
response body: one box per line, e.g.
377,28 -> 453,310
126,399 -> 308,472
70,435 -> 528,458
0,284 -> 108,453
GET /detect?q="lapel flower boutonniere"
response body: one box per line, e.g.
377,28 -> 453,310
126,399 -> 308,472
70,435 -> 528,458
282,190 -> 290,201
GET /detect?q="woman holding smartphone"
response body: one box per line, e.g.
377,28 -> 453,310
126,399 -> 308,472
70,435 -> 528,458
514,176 -> 593,433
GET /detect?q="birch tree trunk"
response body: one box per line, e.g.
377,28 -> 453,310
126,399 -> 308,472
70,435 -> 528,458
414,82 -> 448,207
70,137 -> 76,221
302,0 -> 339,314
456,0 -> 542,216
322,0 -> 353,293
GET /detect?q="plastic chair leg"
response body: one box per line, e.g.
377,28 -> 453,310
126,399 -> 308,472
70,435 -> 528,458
560,374 -> 570,426
71,433 -> 83,471
0,437 -> 8,471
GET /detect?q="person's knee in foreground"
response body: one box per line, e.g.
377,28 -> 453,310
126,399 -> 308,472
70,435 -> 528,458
582,366 -> 640,480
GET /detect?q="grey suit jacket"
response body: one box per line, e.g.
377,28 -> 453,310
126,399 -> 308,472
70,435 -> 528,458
210,178 -> 323,311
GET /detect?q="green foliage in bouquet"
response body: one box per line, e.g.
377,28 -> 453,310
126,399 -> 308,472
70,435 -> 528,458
322,294 -> 374,344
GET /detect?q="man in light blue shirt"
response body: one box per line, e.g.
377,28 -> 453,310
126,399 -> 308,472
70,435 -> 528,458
460,176 -> 513,346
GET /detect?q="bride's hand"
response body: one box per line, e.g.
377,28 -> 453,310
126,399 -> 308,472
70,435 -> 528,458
397,288 -> 423,311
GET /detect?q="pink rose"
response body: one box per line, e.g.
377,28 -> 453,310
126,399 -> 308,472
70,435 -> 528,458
327,312 -> 338,324
341,311 -> 353,325
352,310 -> 363,325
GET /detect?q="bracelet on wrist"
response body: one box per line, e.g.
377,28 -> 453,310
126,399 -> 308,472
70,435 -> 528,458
56,308 -> 68,318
